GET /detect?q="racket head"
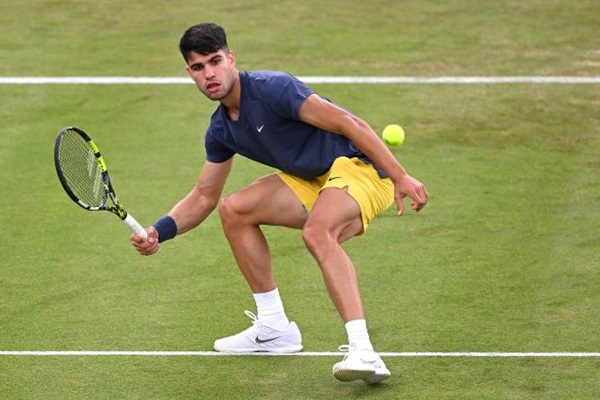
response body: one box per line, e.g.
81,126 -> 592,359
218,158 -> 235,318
54,126 -> 109,211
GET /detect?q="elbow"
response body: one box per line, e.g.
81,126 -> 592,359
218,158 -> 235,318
335,114 -> 369,141
204,197 -> 220,212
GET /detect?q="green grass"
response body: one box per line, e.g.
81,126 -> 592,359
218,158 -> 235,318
1,0 -> 599,399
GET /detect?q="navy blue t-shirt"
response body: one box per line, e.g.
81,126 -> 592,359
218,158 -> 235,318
205,71 -> 383,180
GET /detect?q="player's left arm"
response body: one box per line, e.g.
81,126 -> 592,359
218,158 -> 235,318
297,93 -> 428,214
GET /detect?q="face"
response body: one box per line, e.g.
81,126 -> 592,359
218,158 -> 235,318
185,49 -> 237,102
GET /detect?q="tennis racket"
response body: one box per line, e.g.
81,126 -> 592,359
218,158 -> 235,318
54,126 -> 147,238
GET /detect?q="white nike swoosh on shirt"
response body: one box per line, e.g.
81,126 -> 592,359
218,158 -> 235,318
257,125 -> 264,132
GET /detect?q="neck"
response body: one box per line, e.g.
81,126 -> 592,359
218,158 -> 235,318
222,71 -> 241,121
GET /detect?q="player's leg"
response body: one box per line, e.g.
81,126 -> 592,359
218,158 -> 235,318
219,173 -> 307,293
302,186 -> 364,321
214,173 -> 307,353
302,157 -> 394,383
302,186 -> 373,356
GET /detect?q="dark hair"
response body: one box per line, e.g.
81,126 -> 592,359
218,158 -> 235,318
179,23 -> 229,61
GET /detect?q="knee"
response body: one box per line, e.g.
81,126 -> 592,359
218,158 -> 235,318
218,194 -> 242,228
302,222 -> 333,259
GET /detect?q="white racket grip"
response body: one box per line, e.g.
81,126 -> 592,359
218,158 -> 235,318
124,213 -> 148,238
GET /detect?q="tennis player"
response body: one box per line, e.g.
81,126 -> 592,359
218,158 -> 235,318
131,22 -> 428,384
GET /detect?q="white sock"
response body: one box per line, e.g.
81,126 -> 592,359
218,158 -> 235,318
253,288 -> 290,330
345,319 -> 374,351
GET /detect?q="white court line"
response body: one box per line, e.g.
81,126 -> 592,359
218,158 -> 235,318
0,76 -> 599,85
0,351 -> 598,357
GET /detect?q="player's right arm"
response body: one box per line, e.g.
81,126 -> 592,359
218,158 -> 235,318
130,158 -> 233,255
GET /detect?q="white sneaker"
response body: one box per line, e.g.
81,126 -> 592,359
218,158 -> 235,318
213,310 -> 303,353
332,344 -> 391,384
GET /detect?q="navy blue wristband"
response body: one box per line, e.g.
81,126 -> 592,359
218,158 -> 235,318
152,215 -> 177,243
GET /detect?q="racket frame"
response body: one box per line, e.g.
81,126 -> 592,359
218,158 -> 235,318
54,126 -> 147,238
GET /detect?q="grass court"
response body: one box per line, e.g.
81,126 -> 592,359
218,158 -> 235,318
1,1 -> 598,398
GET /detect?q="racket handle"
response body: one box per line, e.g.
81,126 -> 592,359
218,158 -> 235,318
124,213 -> 148,238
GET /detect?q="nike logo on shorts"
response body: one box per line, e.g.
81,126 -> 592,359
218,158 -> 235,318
328,176 -> 342,181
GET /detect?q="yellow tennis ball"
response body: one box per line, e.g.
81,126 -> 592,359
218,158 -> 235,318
382,124 -> 405,147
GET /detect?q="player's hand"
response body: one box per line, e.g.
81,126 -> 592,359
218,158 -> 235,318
130,226 -> 160,255
394,174 -> 428,216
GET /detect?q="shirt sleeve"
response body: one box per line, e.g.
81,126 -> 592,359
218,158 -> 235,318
266,73 -> 315,120
205,122 -> 235,163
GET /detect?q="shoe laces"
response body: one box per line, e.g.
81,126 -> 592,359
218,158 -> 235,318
338,344 -> 355,360
338,344 -> 353,352
244,310 -> 277,332
244,310 -> 261,327
338,343 -> 378,362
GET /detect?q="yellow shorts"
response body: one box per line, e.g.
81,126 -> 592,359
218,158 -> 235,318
277,157 -> 394,233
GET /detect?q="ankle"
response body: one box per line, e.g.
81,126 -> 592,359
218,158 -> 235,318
258,313 -> 290,330
350,340 -> 374,351
345,319 -> 374,351
254,288 -> 290,329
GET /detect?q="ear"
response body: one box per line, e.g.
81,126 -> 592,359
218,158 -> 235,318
228,50 -> 236,66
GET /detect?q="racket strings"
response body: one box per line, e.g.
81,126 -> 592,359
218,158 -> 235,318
57,131 -> 106,208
